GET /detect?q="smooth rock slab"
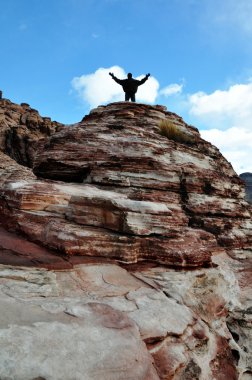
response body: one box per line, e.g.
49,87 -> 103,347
0,303 -> 159,380
126,287 -> 194,340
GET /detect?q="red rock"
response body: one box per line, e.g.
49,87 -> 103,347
0,226 -> 72,269
210,336 -> 238,380
151,342 -> 187,379
0,98 -> 63,167
1,102 -> 251,268
0,99 -> 251,379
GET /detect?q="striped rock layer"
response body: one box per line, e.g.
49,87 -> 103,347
0,98 -> 251,379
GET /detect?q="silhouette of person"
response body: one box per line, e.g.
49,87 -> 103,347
109,72 -> 150,102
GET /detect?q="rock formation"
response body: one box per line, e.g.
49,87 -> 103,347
0,98 -> 63,167
0,96 -> 251,379
240,172 -> 252,204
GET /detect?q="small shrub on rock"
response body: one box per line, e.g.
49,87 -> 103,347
158,120 -> 194,145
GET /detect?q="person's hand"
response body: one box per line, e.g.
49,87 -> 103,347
109,72 -> 113,77
146,73 -> 150,77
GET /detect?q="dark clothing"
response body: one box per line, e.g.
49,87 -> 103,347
112,76 -> 148,94
111,74 -> 149,102
125,92 -> 135,102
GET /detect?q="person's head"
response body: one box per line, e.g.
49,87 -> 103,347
127,73 -> 132,79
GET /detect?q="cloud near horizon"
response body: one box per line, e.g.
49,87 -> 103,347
200,127 -> 252,174
188,81 -> 252,174
189,82 -> 252,129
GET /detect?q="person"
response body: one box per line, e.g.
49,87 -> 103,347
0,90 -> 2,99
109,72 -> 150,102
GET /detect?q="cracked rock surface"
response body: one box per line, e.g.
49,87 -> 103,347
0,258 -> 250,379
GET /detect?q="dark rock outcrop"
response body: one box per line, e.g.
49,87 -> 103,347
240,172 -> 252,203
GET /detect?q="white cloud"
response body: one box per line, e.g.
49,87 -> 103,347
136,75 -> 159,103
71,66 -> 159,108
187,81 -> 252,174
200,127 -> 252,174
71,66 -> 124,108
159,83 -> 183,97
189,82 -> 252,128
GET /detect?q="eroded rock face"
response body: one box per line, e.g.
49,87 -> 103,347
0,99 -> 251,379
0,98 -> 63,167
1,102 -> 251,268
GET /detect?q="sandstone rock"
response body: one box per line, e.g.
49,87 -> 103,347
0,260 -> 249,379
0,160 -> 220,267
0,303 -> 158,379
0,98 -> 63,167
132,252 -> 252,379
1,102 -> 251,268
32,102 -> 251,260
126,287 -> 194,340
0,226 -> 74,269
0,99 -> 251,379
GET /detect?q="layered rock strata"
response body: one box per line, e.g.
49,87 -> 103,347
0,98 -> 63,167
1,101 -> 250,266
0,98 -> 251,379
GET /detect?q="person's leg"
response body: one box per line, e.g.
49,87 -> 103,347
125,93 -> 130,101
131,93 -> 136,102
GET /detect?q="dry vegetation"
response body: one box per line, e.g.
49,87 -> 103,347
158,120 -> 194,145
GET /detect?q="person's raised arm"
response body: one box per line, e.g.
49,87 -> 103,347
138,73 -> 150,86
109,72 -> 123,85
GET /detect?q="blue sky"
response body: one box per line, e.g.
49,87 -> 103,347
1,0 -> 252,173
